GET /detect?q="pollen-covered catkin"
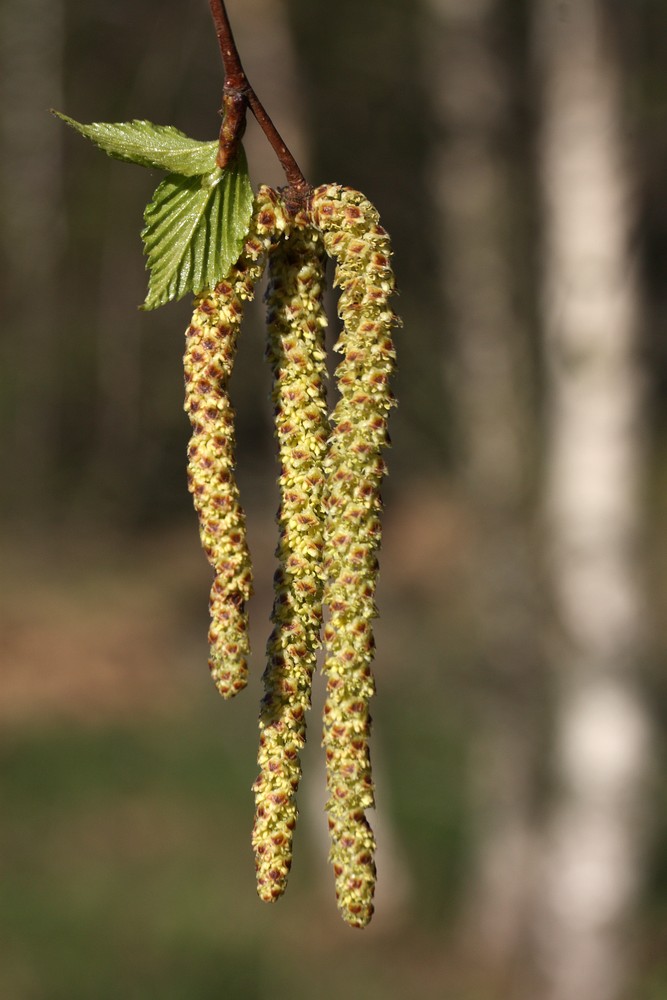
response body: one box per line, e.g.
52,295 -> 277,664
184,186 -> 287,698
252,208 -> 330,901
311,184 -> 398,928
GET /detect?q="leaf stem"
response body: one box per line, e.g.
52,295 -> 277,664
208,0 -> 310,200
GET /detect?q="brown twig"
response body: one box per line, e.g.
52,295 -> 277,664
246,90 -> 309,196
209,0 -> 246,90
208,0 -> 310,201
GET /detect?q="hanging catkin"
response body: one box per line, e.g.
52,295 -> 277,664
310,184 -> 398,928
252,207 -> 330,900
57,0 -> 401,929
184,186 -> 287,698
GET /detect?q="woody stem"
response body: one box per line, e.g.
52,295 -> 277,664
208,0 -> 309,196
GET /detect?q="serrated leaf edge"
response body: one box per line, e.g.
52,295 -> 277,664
52,110 -> 219,176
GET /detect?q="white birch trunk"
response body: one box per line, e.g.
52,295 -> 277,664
534,4 -> 651,998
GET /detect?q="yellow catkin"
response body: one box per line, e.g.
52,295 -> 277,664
252,207 -> 330,901
311,184 -> 398,928
184,186 -> 287,698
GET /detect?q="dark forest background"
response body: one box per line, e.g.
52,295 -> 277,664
2,1 -> 667,998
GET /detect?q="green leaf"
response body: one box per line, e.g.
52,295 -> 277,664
53,111 -> 219,176
141,146 -> 254,310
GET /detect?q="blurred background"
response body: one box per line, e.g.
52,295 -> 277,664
1,0 -> 667,997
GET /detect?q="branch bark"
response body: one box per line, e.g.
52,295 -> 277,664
208,0 -> 309,198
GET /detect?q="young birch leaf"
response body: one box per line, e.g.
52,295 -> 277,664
53,112 -> 219,176
141,147 -> 254,310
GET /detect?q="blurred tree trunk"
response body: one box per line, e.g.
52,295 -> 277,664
422,0 -> 544,975
531,3 -> 652,999
0,0 -> 64,513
